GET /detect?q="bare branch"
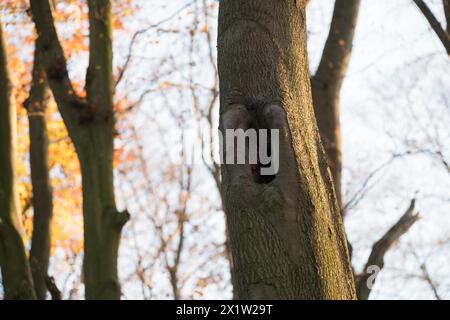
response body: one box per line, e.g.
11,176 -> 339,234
29,0 -> 86,130
444,0 -> 450,34
420,263 -> 442,300
413,0 -> 450,55
356,199 -> 420,299
114,1 -> 197,88
44,275 -> 62,300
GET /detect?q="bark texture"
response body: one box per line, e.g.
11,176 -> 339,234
218,0 -> 356,299
0,20 -> 36,300
30,0 -> 128,299
24,49 -> 53,300
311,0 -> 360,210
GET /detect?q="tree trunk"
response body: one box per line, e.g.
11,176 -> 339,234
73,0 -> 125,300
0,19 -> 36,300
311,0 -> 361,211
24,48 -> 53,300
30,0 -> 128,299
218,0 -> 356,299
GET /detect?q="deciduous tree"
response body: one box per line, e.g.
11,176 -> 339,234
217,0 -> 355,299
30,0 -> 128,299
0,18 -> 36,300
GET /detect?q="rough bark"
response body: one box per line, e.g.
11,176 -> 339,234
30,0 -> 128,299
23,48 -> 53,300
218,0 -> 356,299
0,19 -> 36,300
311,0 -> 360,211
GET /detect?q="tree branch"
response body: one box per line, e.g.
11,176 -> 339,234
444,0 -> 450,39
312,0 -> 361,90
44,275 -> 62,300
420,262 -> 442,300
29,0 -> 86,133
86,0 -> 114,119
356,199 -> 420,299
413,0 -> 450,55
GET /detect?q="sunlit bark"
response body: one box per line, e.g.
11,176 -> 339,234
218,0 -> 355,299
0,19 -> 36,300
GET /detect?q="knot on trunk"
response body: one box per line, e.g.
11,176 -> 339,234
220,102 -> 293,187
103,206 -> 130,230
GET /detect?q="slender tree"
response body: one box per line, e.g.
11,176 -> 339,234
311,0 -> 360,211
24,49 -> 53,300
0,18 -> 36,300
218,0 -> 356,299
30,0 -> 128,299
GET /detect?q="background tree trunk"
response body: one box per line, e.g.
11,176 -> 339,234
77,0 -> 126,300
311,0 -> 361,211
218,0 -> 356,299
24,49 -> 54,300
309,1 -> 420,301
30,0 -> 128,299
0,19 -> 36,300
